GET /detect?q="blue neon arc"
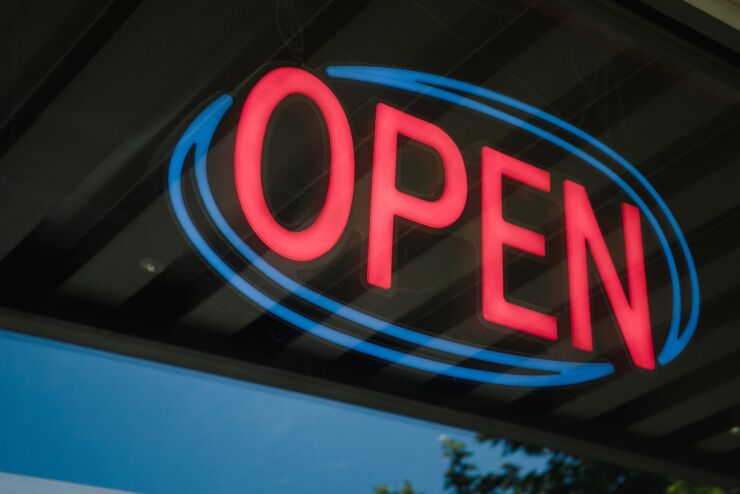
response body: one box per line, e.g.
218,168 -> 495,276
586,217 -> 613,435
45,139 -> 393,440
169,67 -> 699,386
324,65 -> 699,366
168,95 -> 614,387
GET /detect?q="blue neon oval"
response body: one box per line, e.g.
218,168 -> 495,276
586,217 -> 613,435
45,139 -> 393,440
169,95 -> 613,387
169,67 -> 699,387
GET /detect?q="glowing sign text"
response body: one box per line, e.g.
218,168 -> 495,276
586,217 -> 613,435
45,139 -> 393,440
168,66 -> 700,386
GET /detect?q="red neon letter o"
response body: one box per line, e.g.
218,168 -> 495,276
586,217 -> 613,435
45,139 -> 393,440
234,67 -> 355,261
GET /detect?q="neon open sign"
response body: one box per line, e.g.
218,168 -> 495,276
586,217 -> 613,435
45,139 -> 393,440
167,66 -> 700,387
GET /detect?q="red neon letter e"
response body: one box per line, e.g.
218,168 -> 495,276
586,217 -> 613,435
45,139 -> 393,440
367,104 -> 467,289
234,67 -> 354,261
563,181 -> 654,370
481,147 -> 557,340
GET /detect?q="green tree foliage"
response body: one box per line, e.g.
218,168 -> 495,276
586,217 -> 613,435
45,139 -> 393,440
665,481 -> 726,494
375,480 -> 419,494
375,435 -> 725,494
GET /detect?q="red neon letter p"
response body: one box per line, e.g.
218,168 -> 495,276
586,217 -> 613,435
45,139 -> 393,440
367,104 -> 467,289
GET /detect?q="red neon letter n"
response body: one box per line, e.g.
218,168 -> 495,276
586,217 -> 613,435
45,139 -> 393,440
563,181 -> 654,370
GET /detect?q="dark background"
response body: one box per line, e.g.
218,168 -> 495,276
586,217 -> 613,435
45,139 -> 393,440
0,0 -> 738,487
